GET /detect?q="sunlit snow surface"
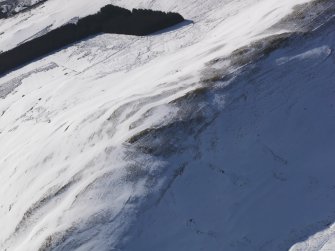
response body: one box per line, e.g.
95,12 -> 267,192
0,0 -> 335,250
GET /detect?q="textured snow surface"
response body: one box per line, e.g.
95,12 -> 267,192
123,20 -> 335,251
0,0 -> 45,14
1,0 -> 335,250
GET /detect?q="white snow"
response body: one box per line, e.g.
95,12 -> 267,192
0,0 -> 334,250
290,224 -> 335,251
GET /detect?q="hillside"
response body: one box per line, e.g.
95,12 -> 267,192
0,0 -> 335,250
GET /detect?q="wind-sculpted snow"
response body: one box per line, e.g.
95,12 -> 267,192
0,0 -> 335,250
123,16 -> 335,251
0,62 -> 57,98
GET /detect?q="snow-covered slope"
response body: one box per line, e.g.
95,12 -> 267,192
0,0 -> 46,16
0,0 -> 335,250
122,18 -> 335,251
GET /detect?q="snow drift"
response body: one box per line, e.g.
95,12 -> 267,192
0,0 -> 335,250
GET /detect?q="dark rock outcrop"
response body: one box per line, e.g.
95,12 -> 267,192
0,5 -> 184,75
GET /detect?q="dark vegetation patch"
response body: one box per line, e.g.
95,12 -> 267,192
0,5 -> 184,75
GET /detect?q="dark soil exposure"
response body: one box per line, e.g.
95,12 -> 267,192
0,4 -> 184,75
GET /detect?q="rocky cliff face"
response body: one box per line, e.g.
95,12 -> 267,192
1,0 -> 335,250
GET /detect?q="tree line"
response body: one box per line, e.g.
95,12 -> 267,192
0,5 -> 184,75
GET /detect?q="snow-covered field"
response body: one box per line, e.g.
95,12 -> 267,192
0,0 -> 335,250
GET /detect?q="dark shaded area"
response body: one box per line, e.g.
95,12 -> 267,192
101,8 -> 184,36
0,5 -> 184,75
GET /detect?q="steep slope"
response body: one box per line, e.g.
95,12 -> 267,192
122,16 -> 335,251
0,0 -> 335,250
